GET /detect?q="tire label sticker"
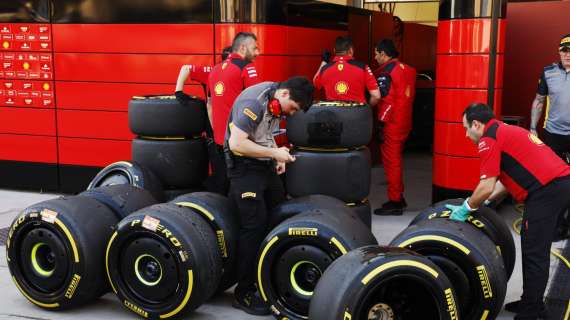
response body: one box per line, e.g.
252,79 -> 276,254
444,288 -> 459,320
142,215 -> 160,232
64,274 -> 81,299
288,228 -> 318,237
40,209 -> 58,224
476,265 -> 493,299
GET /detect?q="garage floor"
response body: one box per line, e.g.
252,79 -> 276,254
0,152 -> 564,319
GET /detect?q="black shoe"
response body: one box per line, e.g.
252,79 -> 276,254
505,300 -> 549,318
374,198 -> 407,216
232,288 -> 271,316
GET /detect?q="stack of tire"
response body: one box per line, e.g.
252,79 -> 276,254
6,185 -> 157,310
286,101 -> 373,228
308,198 -> 512,320
105,191 -> 239,318
128,95 -> 209,200
257,195 -> 378,320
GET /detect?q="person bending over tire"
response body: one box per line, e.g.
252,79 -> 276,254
225,77 -> 314,316
445,103 -> 570,320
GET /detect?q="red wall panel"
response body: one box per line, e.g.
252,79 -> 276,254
55,82 -> 205,111
435,88 -> 503,122
0,134 -> 56,163
436,54 -> 504,89
433,154 -> 480,190
54,53 -> 213,83
254,55 -> 321,82
58,138 -> 131,167
57,110 -> 133,140
437,19 -> 492,54
403,23 -> 437,73
0,108 -> 55,135
53,24 -> 214,54
433,122 -> 478,157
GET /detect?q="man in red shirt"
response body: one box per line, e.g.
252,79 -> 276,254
313,36 -> 380,105
373,39 -> 417,216
446,103 -> 570,320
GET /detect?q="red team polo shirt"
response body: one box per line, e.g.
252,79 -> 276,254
313,55 -> 378,103
478,119 -> 570,201
208,53 -> 261,145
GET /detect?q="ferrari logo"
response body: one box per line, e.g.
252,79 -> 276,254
335,81 -> 349,95
214,82 -> 225,96
528,133 -> 544,145
222,62 -> 228,70
337,63 -> 344,71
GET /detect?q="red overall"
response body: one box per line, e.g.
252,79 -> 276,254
374,59 -> 416,201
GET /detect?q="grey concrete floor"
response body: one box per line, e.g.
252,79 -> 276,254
0,152 -> 550,319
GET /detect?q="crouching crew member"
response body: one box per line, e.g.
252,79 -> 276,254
225,77 -> 314,316
313,36 -> 380,105
446,103 -> 570,320
373,39 -> 416,216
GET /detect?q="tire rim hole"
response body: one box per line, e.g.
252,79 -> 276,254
31,242 -> 56,277
134,254 -> 163,287
368,303 -> 394,320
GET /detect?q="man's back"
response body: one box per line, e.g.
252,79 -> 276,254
314,56 -> 377,103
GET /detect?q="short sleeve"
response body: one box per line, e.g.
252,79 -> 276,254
478,137 -> 500,179
231,99 -> 265,137
242,64 -> 262,88
365,65 -> 379,91
191,65 -> 211,85
537,70 -> 548,96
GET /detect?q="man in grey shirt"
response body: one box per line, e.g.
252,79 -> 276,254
224,77 -> 314,316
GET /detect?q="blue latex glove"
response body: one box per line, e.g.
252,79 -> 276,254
445,199 -> 474,222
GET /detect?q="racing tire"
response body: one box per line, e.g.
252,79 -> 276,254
131,137 -> 208,189
309,246 -> 460,320
87,161 -> 164,202
286,148 -> 371,203
286,101 -> 372,148
163,186 -> 206,202
106,203 -> 222,319
409,198 -> 516,280
257,208 -> 377,319
128,95 -> 206,137
347,199 -> 371,229
390,219 -> 507,320
169,192 -> 239,292
268,194 -> 354,229
79,184 -> 158,220
6,196 -> 118,309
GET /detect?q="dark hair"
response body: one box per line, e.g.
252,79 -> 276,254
231,32 -> 257,52
221,46 -> 232,60
279,76 -> 314,112
376,39 -> 399,58
463,103 -> 496,126
335,36 -> 353,54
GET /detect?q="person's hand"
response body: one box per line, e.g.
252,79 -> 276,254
445,199 -> 475,222
530,128 -> 538,136
276,161 -> 286,175
179,64 -> 192,78
321,50 -> 331,63
272,147 -> 295,163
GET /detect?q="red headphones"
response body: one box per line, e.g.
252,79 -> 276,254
267,98 -> 282,117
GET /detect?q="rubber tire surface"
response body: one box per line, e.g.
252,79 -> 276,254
132,137 -> 208,189
348,200 -> 371,229
6,196 -> 118,309
106,203 -> 222,319
170,192 -> 239,292
163,186 -> 206,202
87,161 -> 164,202
258,208 -> 377,319
268,194 -> 353,229
390,219 -> 507,320
310,246 -> 459,320
79,184 -> 158,220
409,198 -> 516,280
286,101 -> 372,148
128,95 -> 206,137
286,148 -> 371,203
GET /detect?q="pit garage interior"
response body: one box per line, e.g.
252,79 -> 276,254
0,0 -> 569,319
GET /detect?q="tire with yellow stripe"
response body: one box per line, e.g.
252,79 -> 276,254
309,246 -> 460,320
347,199 -> 371,229
269,194 -> 352,229
409,198 -> 516,280
169,192 -> 239,292
286,101 -> 372,148
87,160 -> 164,202
128,95 -> 206,137
132,137 -> 208,189
390,219 -> 507,320
105,203 -> 222,319
6,196 -> 118,309
257,208 -> 377,320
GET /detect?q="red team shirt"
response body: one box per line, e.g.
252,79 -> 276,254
208,53 -> 261,145
313,55 -> 378,103
478,119 -> 570,201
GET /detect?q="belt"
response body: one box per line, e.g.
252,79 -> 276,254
234,156 -> 274,167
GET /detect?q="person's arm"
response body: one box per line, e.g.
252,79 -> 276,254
365,65 -> 380,106
242,64 -> 262,88
487,180 -> 508,202
313,61 -> 326,83
228,125 -> 294,162
175,65 -> 192,92
468,177 -> 498,208
530,94 -> 546,136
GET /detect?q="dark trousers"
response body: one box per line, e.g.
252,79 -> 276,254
516,175 -> 570,319
228,160 -> 285,293
205,142 -> 229,195
543,130 -> 570,163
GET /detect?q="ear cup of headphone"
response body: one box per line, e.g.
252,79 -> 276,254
268,99 -> 282,117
